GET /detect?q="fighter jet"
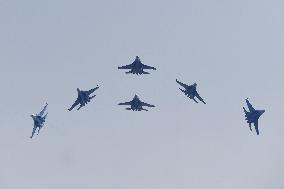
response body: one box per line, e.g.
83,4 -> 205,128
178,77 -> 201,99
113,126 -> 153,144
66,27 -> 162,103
118,94 -> 155,111
118,56 -> 156,75
176,79 -> 206,104
243,98 -> 265,135
68,86 -> 99,111
30,103 -> 48,139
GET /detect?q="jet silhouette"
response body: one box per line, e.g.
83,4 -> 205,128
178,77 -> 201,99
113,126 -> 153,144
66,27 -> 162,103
243,98 -> 265,135
176,79 -> 206,104
30,103 -> 48,139
118,95 -> 155,111
68,86 -> 99,111
118,56 -> 156,75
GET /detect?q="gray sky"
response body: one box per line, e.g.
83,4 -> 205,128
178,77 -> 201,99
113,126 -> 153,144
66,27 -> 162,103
0,0 -> 283,188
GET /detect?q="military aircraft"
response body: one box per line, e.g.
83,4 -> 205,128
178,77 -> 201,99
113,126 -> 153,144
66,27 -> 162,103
68,86 -> 99,111
118,56 -> 156,75
30,103 -> 48,139
176,79 -> 206,104
118,94 -> 155,111
243,98 -> 265,135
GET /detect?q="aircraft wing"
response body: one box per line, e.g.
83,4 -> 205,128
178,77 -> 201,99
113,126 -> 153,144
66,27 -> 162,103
254,120 -> 259,135
118,101 -> 132,106
142,63 -> 156,70
68,99 -> 80,111
246,99 -> 255,112
196,92 -> 206,104
38,103 -> 48,117
118,63 -> 133,69
176,79 -> 189,89
85,86 -> 99,95
141,101 -> 155,107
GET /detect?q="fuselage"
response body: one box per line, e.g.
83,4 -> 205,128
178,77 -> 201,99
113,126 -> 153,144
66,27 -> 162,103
245,110 -> 265,123
31,115 -> 45,128
130,60 -> 144,74
184,86 -> 197,98
130,97 -> 143,110
78,91 -> 90,105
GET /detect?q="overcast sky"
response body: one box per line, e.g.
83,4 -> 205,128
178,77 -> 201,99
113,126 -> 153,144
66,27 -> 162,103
0,0 -> 283,189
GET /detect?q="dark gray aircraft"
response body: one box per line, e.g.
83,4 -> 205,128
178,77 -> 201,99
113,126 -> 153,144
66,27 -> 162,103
118,95 -> 155,111
176,79 -> 206,104
30,103 -> 48,139
68,86 -> 99,111
243,98 -> 265,135
118,56 -> 156,75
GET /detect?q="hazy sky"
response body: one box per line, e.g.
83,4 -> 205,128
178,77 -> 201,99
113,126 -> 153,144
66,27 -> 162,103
0,0 -> 283,189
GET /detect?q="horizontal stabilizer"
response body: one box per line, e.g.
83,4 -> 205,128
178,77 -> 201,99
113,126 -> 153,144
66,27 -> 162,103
193,98 -> 198,103
142,71 -> 150,74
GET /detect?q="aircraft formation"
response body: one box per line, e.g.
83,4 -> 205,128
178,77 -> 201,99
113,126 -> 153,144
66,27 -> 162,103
30,56 -> 265,138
